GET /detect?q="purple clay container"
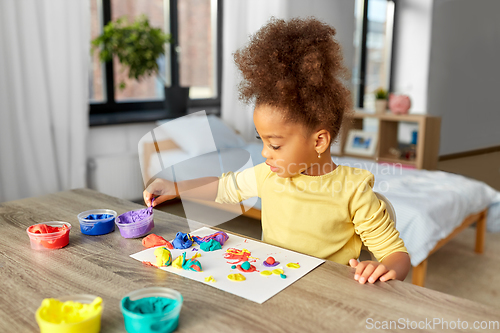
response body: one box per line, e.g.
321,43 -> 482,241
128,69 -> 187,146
115,207 -> 154,239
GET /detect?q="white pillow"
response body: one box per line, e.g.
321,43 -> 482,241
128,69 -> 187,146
155,113 -> 247,156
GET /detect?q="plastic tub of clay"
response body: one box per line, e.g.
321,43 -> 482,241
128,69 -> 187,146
26,222 -> 72,250
77,209 -> 117,236
35,294 -> 103,333
115,207 -> 154,239
120,287 -> 183,333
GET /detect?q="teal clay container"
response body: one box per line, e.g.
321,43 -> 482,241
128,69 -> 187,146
120,287 -> 183,333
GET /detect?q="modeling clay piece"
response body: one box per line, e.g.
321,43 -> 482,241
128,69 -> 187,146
280,274 -> 287,279
260,270 -> 272,276
263,256 -> 279,267
37,297 -> 103,324
237,261 -> 257,273
171,252 -> 202,272
227,273 -> 246,282
192,231 -> 229,246
204,276 -> 216,283
191,253 -> 201,259
154,247 -> 172,267
172,232 -> 194,249
28,224 -> 68,234
231,265 -> 236,269
200,239 -> 222,252
122,296 -> 179,315
172,253 -> 186,269
272,269 -> 284,275
224,248 -> 252,264
142,234 -> 173,249
286,263 -> 300,269
182,258 -> 202,272
119,206 -> 153,223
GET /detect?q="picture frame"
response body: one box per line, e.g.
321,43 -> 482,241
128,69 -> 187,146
344,130 -> 378,157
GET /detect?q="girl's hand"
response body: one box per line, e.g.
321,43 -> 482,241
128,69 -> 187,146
143,178 -> 178,207
349,259 -> 396,284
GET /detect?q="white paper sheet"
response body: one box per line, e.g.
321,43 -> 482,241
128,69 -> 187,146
130,227 -> 325,304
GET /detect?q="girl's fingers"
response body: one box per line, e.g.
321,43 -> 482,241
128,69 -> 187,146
349,259 -> 358,268
353,261 -> 368,281
379,270 -> 397,282
368,265 -> 388,283
358,263 -> 376,284
143,192 -> 153,207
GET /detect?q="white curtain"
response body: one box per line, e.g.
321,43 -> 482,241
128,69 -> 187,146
221,0 -> 288,142
0,0 -> 90,202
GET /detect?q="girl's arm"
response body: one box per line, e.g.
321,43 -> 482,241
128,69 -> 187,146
143,177 -> 219,207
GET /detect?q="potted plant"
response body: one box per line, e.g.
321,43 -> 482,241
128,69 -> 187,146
91,15 -> 189,117
374,87 -> 388,114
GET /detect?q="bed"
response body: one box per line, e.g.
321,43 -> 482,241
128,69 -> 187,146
139,114 -> 500,287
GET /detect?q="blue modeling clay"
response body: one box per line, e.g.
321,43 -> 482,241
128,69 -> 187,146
172,232 -> 193,249
80,214 -> 115,235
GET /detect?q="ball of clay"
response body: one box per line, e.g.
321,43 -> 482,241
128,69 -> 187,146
241,261 -> 251,270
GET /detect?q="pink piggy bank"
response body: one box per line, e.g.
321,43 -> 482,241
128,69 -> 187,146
389,94 -> 411,114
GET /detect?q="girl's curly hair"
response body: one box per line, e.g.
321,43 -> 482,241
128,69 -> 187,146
234,17 -> 353,142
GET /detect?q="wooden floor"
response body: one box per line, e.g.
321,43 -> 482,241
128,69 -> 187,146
152,152 -> 500,309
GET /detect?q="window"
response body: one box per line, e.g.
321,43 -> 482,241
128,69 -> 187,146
352,0 -> 396,110
89,0 -> 222,124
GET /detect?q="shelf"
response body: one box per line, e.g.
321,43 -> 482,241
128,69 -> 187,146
339,111 -> 441,170
377,156 -> 416,167
352,111 -> 431,123
342,153 -> 376,160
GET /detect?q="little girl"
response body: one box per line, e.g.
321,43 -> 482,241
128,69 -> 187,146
144,17 -> 410,284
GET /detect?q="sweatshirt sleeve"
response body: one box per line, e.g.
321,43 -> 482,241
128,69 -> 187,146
215,163 -> 269,204
350,173 -> 408,262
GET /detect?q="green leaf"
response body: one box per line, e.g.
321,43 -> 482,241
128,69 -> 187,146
90,14 -> 171,83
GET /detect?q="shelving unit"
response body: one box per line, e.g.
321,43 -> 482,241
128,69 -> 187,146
338,111 -> 441,170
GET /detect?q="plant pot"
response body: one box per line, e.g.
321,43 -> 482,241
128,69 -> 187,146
164,86 -> 190,118
375,99 -> 388,114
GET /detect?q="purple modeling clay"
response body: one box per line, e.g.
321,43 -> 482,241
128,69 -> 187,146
116,206 -> 154,238
118,206 -> 153,224
193,231 -> 229,246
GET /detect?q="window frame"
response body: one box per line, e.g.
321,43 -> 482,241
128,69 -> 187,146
89,0 -> 223,125
355,0 -> 397,109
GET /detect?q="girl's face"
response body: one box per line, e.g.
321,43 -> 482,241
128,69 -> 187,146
253,104 -> 321,178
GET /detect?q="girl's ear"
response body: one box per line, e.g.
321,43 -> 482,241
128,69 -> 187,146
314,129 -> 331,154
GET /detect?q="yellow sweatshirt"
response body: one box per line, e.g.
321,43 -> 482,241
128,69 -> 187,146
215,163 -> 407,264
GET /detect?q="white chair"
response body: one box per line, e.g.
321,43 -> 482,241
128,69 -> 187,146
375,192 -> 396,223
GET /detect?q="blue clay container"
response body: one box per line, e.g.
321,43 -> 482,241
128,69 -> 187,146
77,209 -> 117,236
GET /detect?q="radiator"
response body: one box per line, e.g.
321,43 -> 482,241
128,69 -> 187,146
87,153 -> 144,202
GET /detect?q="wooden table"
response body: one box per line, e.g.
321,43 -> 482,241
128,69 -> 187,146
1,189 -> 498,332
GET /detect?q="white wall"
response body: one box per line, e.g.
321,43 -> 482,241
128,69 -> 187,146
287,0 -> 355,75
392,0 -> 434,114
427,0 -> 500,155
